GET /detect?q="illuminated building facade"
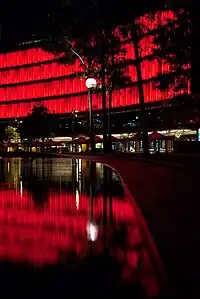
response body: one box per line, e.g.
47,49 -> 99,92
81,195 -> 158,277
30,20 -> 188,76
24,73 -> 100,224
0,10 -> 191,133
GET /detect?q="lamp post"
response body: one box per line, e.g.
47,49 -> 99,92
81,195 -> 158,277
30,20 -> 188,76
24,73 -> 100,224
69,47 -> 97,153
85,78 -> 97,153
87,162 -> 98,242
71,110 -> 78,152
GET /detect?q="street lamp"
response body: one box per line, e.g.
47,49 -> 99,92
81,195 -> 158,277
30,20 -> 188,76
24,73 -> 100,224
86,78 -> 97,89
69,47 -> 98,153
71,110 -> 78,152
85,78 -> 97,153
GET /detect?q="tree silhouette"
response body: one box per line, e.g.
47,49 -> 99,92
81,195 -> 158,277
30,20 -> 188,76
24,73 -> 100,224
151,6 -> 190,93
0,124 -> 6,143
21,105 -> 59,149
150,0 -> 200,103
40,3 -> 133,152
38,0 -> 169,154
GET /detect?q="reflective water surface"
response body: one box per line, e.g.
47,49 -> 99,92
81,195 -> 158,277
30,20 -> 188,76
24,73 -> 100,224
0,158 -> 162,299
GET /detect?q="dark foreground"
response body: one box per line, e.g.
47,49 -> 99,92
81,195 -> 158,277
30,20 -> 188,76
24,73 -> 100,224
1,153 -> 199,298
0,158 -> 163,299
91,155 -> 200,299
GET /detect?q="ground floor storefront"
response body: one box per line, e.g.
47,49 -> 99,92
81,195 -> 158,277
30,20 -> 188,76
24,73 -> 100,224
1,128 -> 198,155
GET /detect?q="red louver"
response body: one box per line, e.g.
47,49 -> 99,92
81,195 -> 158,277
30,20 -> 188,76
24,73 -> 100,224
149,131 -> 169,140
86,135 -> 102,143
111,136 -> 119,142
31,141 -> 42,147
45,139 -> 62,146
94,135 -> 103,143
128,132 -> 144,141
74,137 -> 88,144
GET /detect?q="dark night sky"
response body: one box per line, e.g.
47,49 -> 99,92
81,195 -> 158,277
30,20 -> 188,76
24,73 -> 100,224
0,0 -> 52,47
0,0 -> 166,50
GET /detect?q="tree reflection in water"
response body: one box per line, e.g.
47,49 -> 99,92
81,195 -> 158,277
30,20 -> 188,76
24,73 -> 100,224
0,158 -> 163,299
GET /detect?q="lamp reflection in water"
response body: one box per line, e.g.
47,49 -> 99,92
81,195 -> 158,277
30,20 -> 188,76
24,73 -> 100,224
19,177 -> 23,198
75,188 -> 79,210
0,158 -> 164,298
73,159 -> 99,241
86,221 -> 98,242
75,159 -> 80,210
87,162 -> 99,242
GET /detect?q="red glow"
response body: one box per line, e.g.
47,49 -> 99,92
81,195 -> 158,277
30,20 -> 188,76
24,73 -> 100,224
138,35 -> 157,57
0,61 -> 82,85
0,59 -> 173,104
0,10 -> 189,118
0,189 -> 136,263
136,10 -> 177,33
0,187 -> 161,297
0,77 -> 88,101
0,10 -> 176,69
0,190 -> 135,221
0,50 -> 170,86
0,48 -> 55,69
0,79 -> 190,118
121,37 -> 157,61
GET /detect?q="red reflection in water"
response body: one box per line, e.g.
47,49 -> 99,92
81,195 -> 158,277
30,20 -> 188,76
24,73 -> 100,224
0,187 -> 161,297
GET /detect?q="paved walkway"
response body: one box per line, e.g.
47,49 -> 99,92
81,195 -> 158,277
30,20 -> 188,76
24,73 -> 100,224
63,153 -> 200,299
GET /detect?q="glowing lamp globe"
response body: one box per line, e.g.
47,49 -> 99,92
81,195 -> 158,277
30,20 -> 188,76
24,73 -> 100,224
85,78 -> 97,89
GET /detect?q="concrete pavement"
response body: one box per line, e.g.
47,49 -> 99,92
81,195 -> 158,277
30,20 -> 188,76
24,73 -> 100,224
62,153 -> 200,299
108,157 -> 200,299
